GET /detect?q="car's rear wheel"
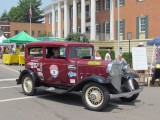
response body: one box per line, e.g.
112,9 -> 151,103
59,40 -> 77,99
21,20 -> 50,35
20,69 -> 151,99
22,74 -> 36,96
120,79 -> 139,102
82,82 -> 110,111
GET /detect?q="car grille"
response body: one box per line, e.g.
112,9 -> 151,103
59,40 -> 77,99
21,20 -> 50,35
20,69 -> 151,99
110,62 -> 122,91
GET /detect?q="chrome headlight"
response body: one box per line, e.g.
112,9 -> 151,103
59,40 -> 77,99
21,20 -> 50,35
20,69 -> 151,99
122,64 -> 129,73
106,62 -> 113,75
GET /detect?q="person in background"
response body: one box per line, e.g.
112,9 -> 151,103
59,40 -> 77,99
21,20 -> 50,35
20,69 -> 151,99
150,60 -> 160,86
11,45 -> 15,53
105,49 -> 112,62
95,51 -> 102,60
52,48 -> 60,58
0,46 -> 2,58
117,54 -> 127,66
137,42 -> 145,47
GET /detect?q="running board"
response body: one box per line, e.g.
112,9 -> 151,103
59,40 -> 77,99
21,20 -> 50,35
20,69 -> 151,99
37,86 -> 68,94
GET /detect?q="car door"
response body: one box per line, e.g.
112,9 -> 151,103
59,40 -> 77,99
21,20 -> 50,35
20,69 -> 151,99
42,46 -> 68,86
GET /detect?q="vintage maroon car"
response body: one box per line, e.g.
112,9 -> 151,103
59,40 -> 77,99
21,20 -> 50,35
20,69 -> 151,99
16,41 -> 142,111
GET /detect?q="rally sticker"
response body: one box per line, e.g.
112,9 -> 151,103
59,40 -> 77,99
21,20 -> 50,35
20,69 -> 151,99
88,61 -> 101,65
68,71 -> 77,77
68,65 -> 76,70
50,65 -> 59,78
70,79 -> 76,83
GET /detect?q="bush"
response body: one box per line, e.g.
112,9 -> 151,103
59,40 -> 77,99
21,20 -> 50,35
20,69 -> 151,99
98,49 -> 115,60
65,33 -> 89,43
122,52 -> 132,66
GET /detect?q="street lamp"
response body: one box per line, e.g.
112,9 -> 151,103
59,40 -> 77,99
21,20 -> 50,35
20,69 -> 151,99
117,0 -> 120,54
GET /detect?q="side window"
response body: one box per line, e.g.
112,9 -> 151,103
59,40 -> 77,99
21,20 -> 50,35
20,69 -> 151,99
28,47 -> 43,58
45,47 -> 65,59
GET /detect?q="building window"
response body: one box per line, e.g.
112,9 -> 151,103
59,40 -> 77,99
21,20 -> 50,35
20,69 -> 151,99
55,11 -> 58,22
38,31 -> 41,35
139,17 -> 146,32
120,20 -> 124,33
96,0 -> 100,11
48,14 -> 51,24
14,30 -> 19,35
96,24 -> 100,33
71,7 -> 73,18
55,31 -> 58,37
24,30 -> 28,33
105,22 -> 110,34
78,5 -> 81,17
70,28 -> 73,33
104,0 -> 110,9
86,5 -> 90,17
78,27 -> 81,33
32,30 -> 35,36
116,0 -> 125,6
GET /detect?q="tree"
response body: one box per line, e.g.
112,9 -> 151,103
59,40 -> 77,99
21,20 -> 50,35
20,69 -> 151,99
8,0 -> 44,23
66,33 -> 89,43
0,10 -> 8,21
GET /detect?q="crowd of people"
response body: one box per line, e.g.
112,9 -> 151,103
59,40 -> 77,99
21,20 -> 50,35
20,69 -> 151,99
0,45 -> 24,58
95,49 -> 127,66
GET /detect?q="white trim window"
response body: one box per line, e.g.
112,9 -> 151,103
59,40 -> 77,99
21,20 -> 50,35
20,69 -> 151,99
96,0 -> 100,11
96,24 -> 100,34
105,22 -> 110,34
120,0 -> 124,6
139,16 -> 146,32
55,11 -> 58,22
104,0 -> 110,9
120,20 -> 124,33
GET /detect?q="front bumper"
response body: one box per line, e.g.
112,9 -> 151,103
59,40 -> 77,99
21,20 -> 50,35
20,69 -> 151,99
110,87 -> 143,99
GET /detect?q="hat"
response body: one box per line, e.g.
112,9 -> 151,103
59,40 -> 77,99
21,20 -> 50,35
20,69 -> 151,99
138,42 -> 144,46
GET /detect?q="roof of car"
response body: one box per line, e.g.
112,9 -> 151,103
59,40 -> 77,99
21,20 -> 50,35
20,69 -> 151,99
26,41 -> 94,47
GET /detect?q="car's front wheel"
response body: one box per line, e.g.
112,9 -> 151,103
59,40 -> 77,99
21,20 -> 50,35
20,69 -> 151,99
82,82 -> 110,111
22,74 -> 36,96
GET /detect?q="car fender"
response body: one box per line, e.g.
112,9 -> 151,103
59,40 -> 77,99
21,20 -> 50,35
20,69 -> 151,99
16,69 -> 38,85
68,75 -> 110,92
128,72 -> 139,80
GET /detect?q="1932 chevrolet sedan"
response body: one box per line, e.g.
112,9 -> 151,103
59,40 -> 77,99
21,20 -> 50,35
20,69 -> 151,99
16,41 -> 143,111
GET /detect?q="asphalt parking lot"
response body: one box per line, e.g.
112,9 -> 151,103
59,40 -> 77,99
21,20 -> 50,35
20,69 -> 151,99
0,60 -> 160,120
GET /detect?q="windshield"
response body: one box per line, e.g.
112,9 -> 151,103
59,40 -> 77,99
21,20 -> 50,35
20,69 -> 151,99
69,47 -> 93,59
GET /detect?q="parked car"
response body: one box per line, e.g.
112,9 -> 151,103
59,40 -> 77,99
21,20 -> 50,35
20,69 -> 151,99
16,41 -> 143,111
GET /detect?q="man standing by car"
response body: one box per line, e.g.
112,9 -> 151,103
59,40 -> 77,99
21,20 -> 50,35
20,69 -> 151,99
105,49 -> 112,62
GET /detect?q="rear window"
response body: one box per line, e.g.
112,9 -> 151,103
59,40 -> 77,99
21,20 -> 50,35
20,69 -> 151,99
28,47 -> 43,58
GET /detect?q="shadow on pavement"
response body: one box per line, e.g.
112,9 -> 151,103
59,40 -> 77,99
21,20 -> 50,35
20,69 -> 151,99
18,90 -> 143,112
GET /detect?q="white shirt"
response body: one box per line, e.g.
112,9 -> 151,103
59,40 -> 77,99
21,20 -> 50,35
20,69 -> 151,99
105,53 -> 111,61
95,56 -> 102,60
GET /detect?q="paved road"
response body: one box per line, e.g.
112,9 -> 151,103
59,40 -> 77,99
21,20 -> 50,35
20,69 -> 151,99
0,60 -> 160,120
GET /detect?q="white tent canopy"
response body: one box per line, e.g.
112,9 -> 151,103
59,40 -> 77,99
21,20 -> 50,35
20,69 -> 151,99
0,35 -> 7,45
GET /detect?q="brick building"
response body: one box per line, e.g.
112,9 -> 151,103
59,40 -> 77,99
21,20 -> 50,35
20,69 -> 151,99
10,22 -> 45,37
0,21 -> 10,38
43,0 -> 160,41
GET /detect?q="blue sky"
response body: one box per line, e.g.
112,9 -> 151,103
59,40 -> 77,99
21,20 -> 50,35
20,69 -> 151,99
0,0 -> 52,15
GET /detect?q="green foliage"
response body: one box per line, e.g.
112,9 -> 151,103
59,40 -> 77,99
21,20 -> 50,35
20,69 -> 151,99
110,50 -> 115,60
7,0 -> 44,23
65,33 -> 89,43
122,52 -> 132,66
0,10 -> 8,21
98,49 -> 115,60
